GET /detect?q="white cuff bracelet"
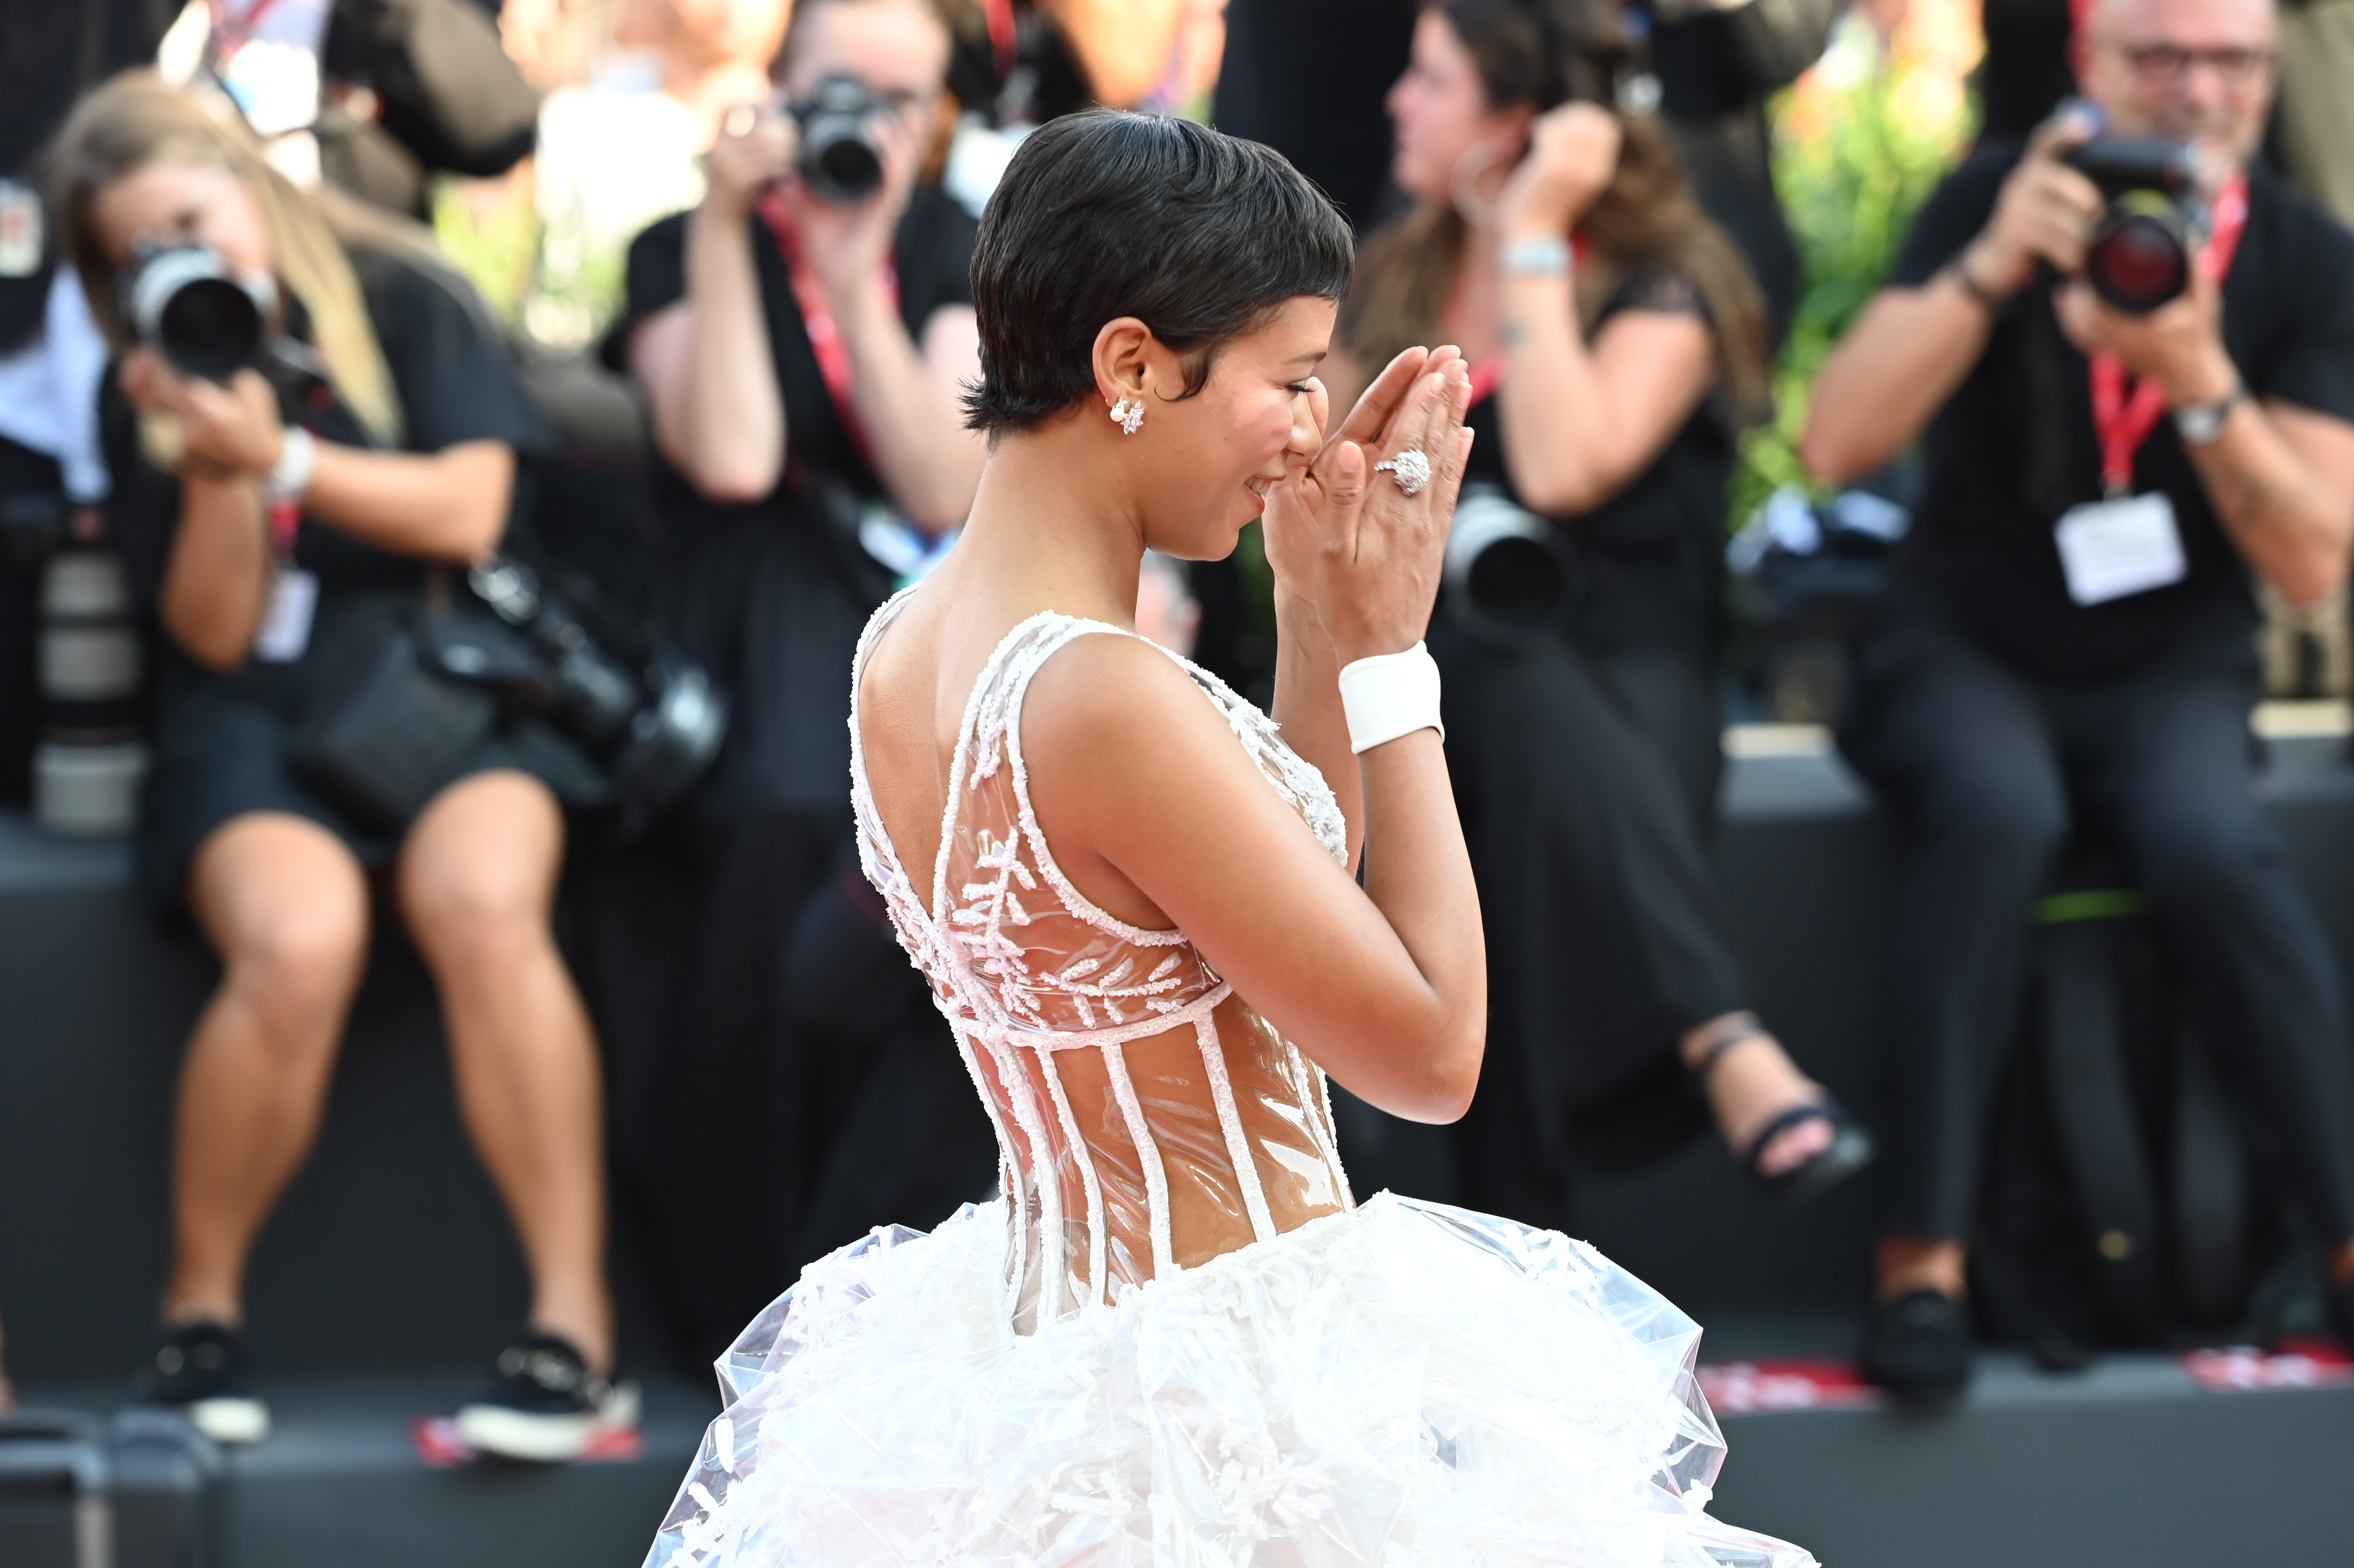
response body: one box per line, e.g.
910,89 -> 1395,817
1338,642 -> 1444,754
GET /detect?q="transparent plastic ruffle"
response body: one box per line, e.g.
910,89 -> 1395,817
645,1191 -> 1816,1568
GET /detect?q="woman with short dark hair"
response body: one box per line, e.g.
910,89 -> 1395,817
642,109 -> 1813,1568
1329,0 -> 1874,1227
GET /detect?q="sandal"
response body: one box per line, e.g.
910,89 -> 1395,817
1688,1016 -> 1878,1208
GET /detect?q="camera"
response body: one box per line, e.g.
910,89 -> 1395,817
2061,137 -> 2203,315
461,552 -> 729,831
792,75 -> 890,203
1443,484 -> 1578,642
117,243 -> 270,381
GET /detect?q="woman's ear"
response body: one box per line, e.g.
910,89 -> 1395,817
1092,317 -> 1155,409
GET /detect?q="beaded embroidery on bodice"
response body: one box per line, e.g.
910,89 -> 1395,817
849,592 -> 1356,1329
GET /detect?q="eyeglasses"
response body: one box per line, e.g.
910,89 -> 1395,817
2095,37 -> 2280,87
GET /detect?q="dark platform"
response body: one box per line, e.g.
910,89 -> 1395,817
5,710 -> 2354,1564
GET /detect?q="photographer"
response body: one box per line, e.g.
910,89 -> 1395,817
1803,0 -> 2354,1391
55,75 -> 625,1459
588,0 -> 993,1355
1328,0 -> 1875,1236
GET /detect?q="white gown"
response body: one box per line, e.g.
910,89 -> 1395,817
643,596 -> 1816,1568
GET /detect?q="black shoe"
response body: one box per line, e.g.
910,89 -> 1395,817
1860,1289 -> 1974,1395
455,1331 -> 638,1463
137,1320 -> 270,1445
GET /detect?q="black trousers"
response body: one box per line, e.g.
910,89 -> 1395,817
1838,613 -> 2354,1246
1424,626 -> 1754,1231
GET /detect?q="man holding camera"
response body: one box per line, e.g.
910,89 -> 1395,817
1803,0 -> 2354,1391
589,0 -> 994,1354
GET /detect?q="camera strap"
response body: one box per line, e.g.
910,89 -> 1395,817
758,190 -> 902,470
2087,171 -> 2247,498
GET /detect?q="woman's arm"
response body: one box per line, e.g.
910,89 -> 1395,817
631,109 -> 796,504
123,351 -> 517,666
1030,351 -> 1487,1122
829,294 -> 988,534
1496,277 -> 1715,515
1491,102 -> 1715,514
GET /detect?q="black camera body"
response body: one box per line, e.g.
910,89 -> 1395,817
117,243 -> 269,381
792,74 -> 889,203
462,553 -> 728,832
2061,137 -> 2203,315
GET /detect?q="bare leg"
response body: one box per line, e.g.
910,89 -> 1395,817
167,814 -> 372,1324
1877,1235 -> 1969,1301
1678,1014 -> 1835,1177
397,771 -> 612,1375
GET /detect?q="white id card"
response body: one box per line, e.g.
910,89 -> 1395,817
2055,492 -> 2187,606
252,567 -> 319,662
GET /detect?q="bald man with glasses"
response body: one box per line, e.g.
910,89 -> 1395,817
1802,0 -> 2354,1392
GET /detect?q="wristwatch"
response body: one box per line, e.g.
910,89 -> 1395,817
2173,383 -> 2247,446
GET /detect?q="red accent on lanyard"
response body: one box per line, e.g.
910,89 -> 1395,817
209,0 -> 287,55
269,496 -> 301,560
1464,230 -> 1592,409
2088,171 -> 2247,497
984,0 -> 1019,78
756,191 -> 901,466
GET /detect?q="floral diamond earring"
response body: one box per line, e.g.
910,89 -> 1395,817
1109,395 -> 1144,435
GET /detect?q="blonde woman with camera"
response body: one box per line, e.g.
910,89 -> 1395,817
55,74 -> 625,1461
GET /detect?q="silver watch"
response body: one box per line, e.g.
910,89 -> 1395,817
2173,384 -> 2247,446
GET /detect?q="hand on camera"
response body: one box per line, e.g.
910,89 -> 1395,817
1496,103 -> 1621,239
770,98 -> 924,305
705,101 -> 798,219
2055,265 -> 2236,406
1262,346 -> 1474,666
1965,108 -> 2105,295
119,348 -> 285,481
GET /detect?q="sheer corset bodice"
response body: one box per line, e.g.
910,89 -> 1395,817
850,594 -> 1356,1329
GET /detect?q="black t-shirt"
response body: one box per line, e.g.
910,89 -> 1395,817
1463,267 -> 1735,660
606,187 -> 980,519
1887,141 -> 2354,680
1977,0 -> 2075,139
106,244 -> 551,651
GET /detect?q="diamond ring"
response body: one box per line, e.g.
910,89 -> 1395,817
1373,448 -> 1433,496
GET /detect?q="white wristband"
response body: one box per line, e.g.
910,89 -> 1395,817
269,426 -> 315,502
1337,642 -> 1444,754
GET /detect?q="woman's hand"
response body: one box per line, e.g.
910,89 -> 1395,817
1263,345 -> 1474,666
1496,102 -> 1622,239
704,101 -> 798,221
120,349 -> 283,480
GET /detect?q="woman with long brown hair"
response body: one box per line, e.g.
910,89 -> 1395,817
53,74 -> 626,1461
1330,0 -> 1875,1226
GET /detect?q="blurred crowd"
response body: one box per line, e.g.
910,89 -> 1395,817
6,0 -> 2354,1455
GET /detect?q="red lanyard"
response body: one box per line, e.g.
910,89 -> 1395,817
2089,171 -> 2247,497
269,495 -> 301,561
984,0 -> 1018,79
209,0 -> 287,56
756,190 -> 901,467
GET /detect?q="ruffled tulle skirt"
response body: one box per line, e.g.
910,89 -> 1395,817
644,1191 -> 1814,1567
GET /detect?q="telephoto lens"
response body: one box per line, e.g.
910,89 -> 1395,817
116,243 -> 270,381
793,75 -> 888,203
1443,484 -> 1578,642
2061,138 -> 2203,315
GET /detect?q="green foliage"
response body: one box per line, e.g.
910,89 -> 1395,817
1730,19 -> 1980,528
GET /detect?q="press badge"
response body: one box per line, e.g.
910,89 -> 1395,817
2055,491 -> 2186,606
251,566 -> 319,662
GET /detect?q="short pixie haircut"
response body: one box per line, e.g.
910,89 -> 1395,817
962,112 -> 1354,436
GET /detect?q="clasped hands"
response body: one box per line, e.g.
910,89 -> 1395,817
1262,347 -> 1476,668
702,91 -> 923,307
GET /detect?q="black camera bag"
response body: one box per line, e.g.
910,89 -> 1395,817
287,602 -> 502,836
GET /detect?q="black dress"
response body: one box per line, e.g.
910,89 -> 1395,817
1344,269 -> 1756,1235
103,246 -> 563,912
577,190 -> 998,1363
